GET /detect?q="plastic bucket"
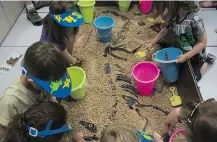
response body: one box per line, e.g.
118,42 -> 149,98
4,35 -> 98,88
139,0 -> 153,14
117,0 -> 131,13
67,67 -> 86,99
94,16 -> 115,43
77,0 -> 95,23
132,62 -> 160,96
169,129 -> 185,142
152,47 -> 183,83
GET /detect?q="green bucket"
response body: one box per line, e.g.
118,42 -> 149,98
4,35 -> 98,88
67,67 -> 86,99
118,0 -> 131,13
77,0 -> 95,23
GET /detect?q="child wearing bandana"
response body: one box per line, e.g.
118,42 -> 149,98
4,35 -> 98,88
5,101 -> 84,142
0,41 -> 72,139
41,1 -> 84,65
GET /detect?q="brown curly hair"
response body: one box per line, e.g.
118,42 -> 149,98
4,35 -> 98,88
4,101 -> 67,142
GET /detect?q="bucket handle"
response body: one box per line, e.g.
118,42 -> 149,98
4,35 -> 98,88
95,29 -> 112,38
169,129 -> 185,142
152,51 -> 178,63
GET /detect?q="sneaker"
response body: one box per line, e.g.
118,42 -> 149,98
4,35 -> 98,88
205,53 -> 216,64
33,1 -> 50,10
26,8 -> 42,26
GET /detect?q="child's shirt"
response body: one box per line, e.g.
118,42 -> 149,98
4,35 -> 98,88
0,79 -> 56,127
167,12 -> 206,62
40,25 -> 66,51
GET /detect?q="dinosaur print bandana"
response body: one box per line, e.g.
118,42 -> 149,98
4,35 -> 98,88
50,9 -> 84,27
22,65 -> 72,98
136,130 -> 153,142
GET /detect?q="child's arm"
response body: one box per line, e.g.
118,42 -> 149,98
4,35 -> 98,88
164,107 -> 182,133
153,132 -> 164,142
147,28 -> 169,49
177,32 -> 207,63
0,125 -> 6,138
62,48 -> 77,65
47,95 -> 58,103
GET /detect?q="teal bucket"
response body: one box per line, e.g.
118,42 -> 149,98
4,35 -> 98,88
94,16 -> 115,43
152,48 -> 183,82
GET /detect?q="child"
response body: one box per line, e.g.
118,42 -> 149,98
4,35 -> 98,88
163,98 -> 217,142
147,1 -> 216,81
41,1 -> 84,65
100,123 -> 162,142
0,41 -> 72,138
5,101 -> 84,142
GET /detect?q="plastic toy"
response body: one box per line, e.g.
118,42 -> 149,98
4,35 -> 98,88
165,53 -> 168,61
152,48 -> 183,82
137,51 -> 147,58
169,87 -> 182,107
147,17 -> 166,24
169,129 -> 185,142
137,130 -> 153,142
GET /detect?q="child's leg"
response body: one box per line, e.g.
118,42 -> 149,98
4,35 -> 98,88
194,53 -> 216,81
200,62 -> 209,75
201,53 -> 216,75
193,63 -> 203,81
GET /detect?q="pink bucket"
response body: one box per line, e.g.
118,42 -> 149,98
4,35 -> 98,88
169,129 -> 185,142
139,0 -> 153,14
132,62 -> 160,96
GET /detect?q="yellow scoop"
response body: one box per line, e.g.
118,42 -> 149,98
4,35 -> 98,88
147,17 -> 166,24
169,87 -> 182,107
137,51 -> 147,58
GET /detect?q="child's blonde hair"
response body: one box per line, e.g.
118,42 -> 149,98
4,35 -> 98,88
100,123 -> 141,142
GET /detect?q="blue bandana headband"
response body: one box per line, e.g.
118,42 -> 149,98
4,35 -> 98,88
136,130 -> 153,142
50,9 -> 84,27
27,120 -> 72,138
22,65 -> 72,98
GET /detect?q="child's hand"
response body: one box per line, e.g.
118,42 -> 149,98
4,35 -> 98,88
164,107 -> 181,134
71,131 -> 85,142
176,54 -> 188,63
146,43 -> 153,50
153,132 -> 163,142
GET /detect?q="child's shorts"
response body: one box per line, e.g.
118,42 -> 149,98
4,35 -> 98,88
192,61 -> 205,81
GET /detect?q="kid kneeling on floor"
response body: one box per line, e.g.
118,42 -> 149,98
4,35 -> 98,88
147,1 -> 216,81
5,101 -> 84,142
0,41 -> 72,139
41,1 -> 84,65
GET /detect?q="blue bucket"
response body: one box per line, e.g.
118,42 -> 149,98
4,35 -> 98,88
152,47 -> 183,82
94,16 -> 115,43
